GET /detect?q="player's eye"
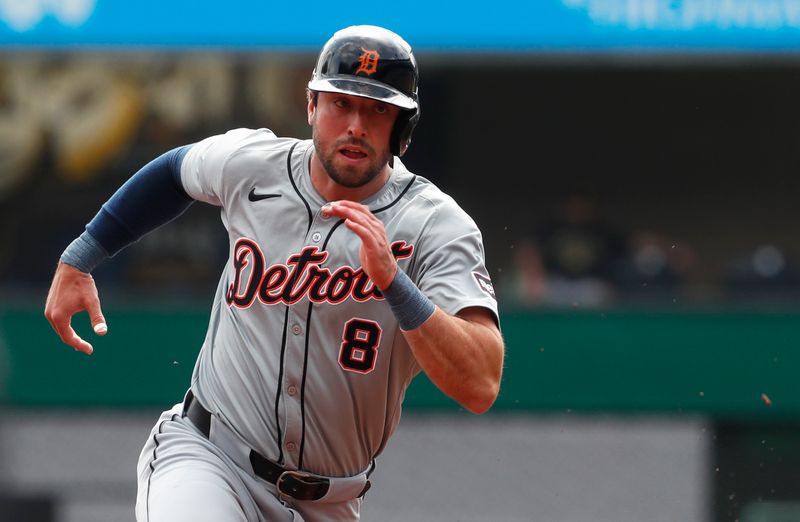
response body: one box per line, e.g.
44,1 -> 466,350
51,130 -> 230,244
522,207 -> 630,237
334,98 -> 349,109
374,104 -> 388,114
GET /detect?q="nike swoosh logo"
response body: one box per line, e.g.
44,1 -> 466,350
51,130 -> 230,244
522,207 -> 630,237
248,188 -> 282,202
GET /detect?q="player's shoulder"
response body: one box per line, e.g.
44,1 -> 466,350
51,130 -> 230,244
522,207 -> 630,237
181,128 -> 306,200
183,127 -> 305,182
409,175 -> 457,208
397,162 -> 481,232
195,127 -> 301,157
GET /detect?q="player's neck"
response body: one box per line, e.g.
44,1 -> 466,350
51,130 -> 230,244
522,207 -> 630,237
309,153 -> 392,203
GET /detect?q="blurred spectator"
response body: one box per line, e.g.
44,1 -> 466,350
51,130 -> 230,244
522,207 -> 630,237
724,244 -> 800,303
504,197 -> 703,307
505,194 -> 626,307
503,238 -> 549,307
536,194 -> 627,282
615,230 -> 696,301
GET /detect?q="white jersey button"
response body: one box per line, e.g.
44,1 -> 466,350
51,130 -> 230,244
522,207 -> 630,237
292,324 -> 302,335
311,232 -> 321,242
286,441 -> 297,452
287,385 -> 298,396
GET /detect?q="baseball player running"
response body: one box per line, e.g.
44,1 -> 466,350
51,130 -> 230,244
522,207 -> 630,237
45,25 -> 504,522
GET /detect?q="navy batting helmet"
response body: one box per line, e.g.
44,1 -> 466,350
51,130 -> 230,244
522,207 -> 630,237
308,25 -> 420,157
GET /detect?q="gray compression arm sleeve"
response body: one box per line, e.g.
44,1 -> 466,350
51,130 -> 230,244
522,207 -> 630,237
380,268 -> 436,331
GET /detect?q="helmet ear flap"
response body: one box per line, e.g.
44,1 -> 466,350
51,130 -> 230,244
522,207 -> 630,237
391,107 -> 420,157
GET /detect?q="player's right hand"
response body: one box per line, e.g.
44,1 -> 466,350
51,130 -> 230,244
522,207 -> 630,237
44,262 -> 107,355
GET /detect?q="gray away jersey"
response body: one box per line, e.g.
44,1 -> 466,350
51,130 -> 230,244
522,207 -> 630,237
180,128 -> 498,479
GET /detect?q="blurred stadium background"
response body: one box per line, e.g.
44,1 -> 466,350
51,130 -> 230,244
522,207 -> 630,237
2,1 -> 800,521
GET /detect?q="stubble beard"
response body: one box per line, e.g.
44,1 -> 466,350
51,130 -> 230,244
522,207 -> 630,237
313,131 -> 391,189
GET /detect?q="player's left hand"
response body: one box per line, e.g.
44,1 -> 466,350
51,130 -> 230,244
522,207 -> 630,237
322,200 -> 397,290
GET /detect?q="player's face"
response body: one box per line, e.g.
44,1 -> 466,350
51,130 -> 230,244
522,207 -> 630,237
309,92 -> 399,188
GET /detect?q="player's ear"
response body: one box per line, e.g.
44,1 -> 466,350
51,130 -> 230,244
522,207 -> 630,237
307,99 -> 315,126
307,90 -> 317,126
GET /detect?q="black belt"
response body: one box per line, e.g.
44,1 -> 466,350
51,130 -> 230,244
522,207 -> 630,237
182,391 -> 331,501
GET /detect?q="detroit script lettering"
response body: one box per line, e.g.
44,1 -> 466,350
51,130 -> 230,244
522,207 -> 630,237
226,238 -> 414,308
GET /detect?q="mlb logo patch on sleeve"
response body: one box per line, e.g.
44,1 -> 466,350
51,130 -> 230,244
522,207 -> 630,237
472,272 -> 496,301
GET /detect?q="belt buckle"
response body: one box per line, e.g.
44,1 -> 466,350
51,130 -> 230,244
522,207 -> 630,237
276,470 -> 329,501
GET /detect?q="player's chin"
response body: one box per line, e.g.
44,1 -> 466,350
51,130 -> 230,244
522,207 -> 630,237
330,164 -> 379,188
335,171 -> 372,188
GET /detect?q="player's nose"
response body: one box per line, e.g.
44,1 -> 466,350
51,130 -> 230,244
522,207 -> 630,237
345,110 -> 368,138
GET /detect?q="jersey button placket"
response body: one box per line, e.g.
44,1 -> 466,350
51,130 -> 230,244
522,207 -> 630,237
281,307 -> 307,467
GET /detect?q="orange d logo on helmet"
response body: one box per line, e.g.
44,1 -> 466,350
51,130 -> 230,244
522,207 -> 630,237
356,48 -> 380,75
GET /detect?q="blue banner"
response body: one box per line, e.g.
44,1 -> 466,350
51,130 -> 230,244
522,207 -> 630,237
2,0 -> 800,52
